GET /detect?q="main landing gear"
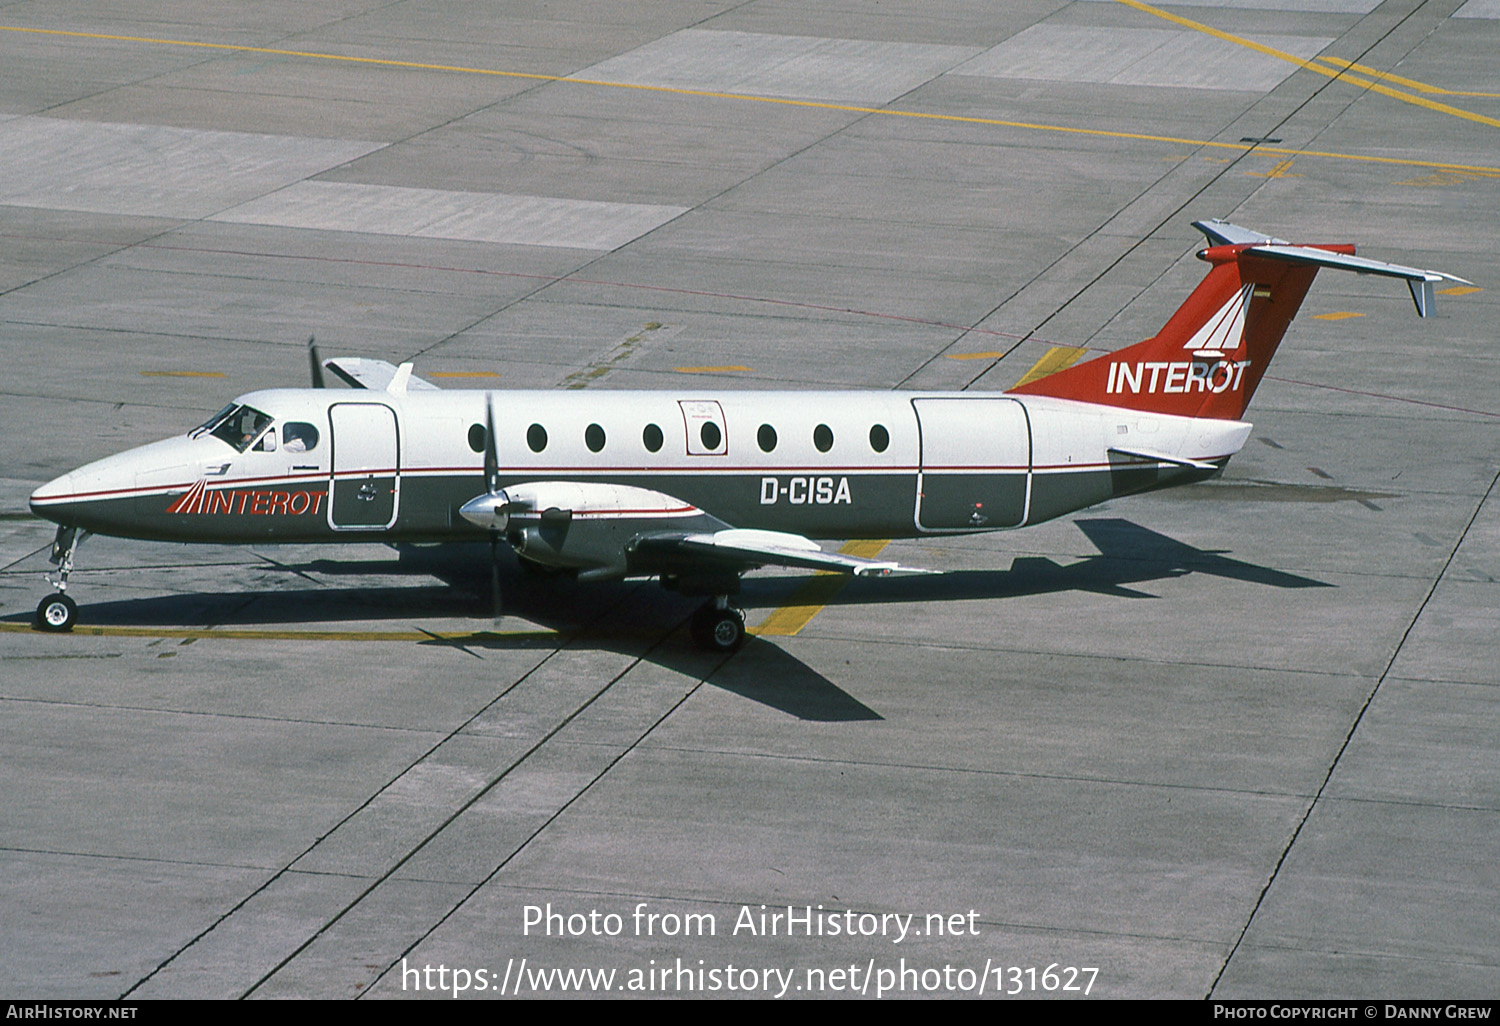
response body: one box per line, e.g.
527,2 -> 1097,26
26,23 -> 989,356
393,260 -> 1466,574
660,574 -> 747,653
689,597 -> 746,653
35,526 -> 85,633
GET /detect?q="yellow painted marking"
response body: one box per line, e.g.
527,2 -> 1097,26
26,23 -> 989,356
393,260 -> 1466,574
0,622 -> 557,642
429,371 -> 500,378
1314,56 -> 1500,99
1438,286 -> 1483,296
1112,0 -> 1500,130
1394,170 -> 1492,188
1246,158 -> 1302,179
944,351 -> 1004,361
139,370 -> 226,378
4,24 -> 1500,177
751,540 -> 891,637
1012,346 -> 1089,388
1312,311 -> 1364,321
674,365 -> 751,374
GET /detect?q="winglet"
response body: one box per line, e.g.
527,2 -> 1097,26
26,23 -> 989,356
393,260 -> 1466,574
323,357 -> 441,391
387,362 -> 414,394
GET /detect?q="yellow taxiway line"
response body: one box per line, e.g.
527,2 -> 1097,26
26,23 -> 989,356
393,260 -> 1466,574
1313,56 -> 1500,99
1112,0 -> 1500,130
752,539 -> 892,637
3,24 -> 1499,177
1012,346 -> 1089,388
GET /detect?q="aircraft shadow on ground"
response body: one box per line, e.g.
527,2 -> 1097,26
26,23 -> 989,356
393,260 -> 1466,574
814,517 -> 1329,607
4,518 -> 1324,721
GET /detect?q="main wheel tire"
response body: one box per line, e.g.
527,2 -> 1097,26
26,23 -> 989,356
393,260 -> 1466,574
35,593 -> 78,632
691,605 -> 745,652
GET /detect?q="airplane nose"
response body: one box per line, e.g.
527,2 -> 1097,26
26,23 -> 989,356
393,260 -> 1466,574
29,471 -> 79,523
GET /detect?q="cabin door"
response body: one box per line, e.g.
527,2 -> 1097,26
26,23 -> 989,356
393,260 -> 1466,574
329,403 -> 400,529
912,398 -> 1030,531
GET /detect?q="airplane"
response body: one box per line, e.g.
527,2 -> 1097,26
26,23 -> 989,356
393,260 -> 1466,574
26,220 -> 1467,650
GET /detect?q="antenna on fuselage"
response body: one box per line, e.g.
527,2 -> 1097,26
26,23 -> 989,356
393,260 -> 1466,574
308,336 -> 326,388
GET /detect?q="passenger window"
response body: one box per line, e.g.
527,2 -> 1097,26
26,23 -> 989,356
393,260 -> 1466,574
527,424 -> 548,453
700,421 -> 722,450
643,423 -> 663,453
467,424 -> 486,453
283,422 -> 319,453
757,424 -> 777,452
585,423 -> 606,453
813,424 -> 833,453
869,424 -> 889,453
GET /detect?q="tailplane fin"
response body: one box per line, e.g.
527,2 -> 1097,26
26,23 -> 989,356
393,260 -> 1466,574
1008,220 -> 1468,420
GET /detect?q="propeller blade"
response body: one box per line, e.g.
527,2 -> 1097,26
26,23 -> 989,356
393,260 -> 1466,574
483,392 -> 499,495
490,531 -> 503,625
308,336 -> 326,388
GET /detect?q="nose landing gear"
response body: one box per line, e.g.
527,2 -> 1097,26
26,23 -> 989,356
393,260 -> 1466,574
34,526 -> 85,633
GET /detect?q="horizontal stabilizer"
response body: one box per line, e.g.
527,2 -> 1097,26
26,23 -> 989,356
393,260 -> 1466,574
1193,220 -> 1471,317
323,357 -> 440,392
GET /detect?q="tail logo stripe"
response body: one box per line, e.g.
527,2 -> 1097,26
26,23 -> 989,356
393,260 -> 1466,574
1183,283 -> 1253,355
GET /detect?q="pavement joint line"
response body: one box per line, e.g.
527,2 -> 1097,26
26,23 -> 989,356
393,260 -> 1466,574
768,631 -> 1401,678
633,743 -> 1321,800
1313,55 -> 1500,98
231,587 -> 685,998
363,642 -> 728,999
1206,458 -> 1500,998
1,844 -> 282,872
4,23 -> 1499,176
1111,0 -> 1500,130
1314,793 -> 1500,814
0,692 -> 453,733
117,630 -> 567,996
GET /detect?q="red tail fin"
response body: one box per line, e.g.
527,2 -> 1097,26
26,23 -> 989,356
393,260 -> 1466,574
1008,243 -> 1346,419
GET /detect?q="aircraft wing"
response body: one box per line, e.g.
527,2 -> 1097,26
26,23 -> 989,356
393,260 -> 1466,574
634,528 -> 936,577
323,357 -> 441,392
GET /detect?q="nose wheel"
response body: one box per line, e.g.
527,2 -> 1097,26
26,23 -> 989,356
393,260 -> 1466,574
690,600 -> 746,652
34,525 -> 85,633
36,593 -> 78,632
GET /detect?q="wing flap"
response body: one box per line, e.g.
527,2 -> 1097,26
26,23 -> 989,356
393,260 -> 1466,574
643,528 -> 936,577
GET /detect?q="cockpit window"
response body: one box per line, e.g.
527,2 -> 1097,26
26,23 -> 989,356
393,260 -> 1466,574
283,422 -> 319,452
191,404 -> 237,437
208,405 -> 274,453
